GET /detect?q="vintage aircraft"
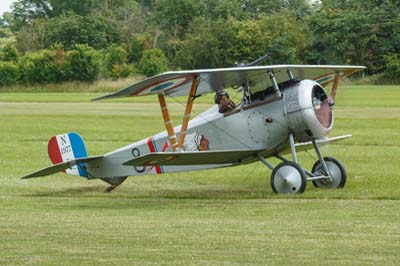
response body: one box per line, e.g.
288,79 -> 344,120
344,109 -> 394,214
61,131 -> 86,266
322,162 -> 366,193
21,58 -> 365,194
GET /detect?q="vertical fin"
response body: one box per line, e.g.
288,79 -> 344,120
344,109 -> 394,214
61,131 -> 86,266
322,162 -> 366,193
47,132 -> 89,177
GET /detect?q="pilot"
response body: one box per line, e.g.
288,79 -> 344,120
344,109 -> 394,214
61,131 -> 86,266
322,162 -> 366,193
198,135 -> 210,151
214,91 -> 236,114
194,133 -> 209,151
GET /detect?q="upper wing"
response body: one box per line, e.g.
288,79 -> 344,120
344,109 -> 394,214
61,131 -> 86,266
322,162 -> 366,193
93,65 -> 365,100
123,149 -> 263,166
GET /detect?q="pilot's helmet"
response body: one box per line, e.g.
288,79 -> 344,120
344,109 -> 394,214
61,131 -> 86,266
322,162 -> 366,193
214,91 -> 229,104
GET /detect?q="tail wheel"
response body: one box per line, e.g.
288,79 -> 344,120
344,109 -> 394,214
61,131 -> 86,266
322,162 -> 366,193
312,157 -> 346,189
271,161 -> 307,194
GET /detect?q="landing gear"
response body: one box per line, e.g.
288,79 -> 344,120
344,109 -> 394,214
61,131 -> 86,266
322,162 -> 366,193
257,133 -> 347,194
312,157 -> 346,189
271,161 -> 307,194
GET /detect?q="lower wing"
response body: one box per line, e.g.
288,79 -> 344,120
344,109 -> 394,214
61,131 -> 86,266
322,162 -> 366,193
294,134 -> 352,152
124,134 -> 352,167
123,149 -> 263,166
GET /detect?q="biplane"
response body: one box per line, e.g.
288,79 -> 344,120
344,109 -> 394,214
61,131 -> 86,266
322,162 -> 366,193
21,57 -> 366,194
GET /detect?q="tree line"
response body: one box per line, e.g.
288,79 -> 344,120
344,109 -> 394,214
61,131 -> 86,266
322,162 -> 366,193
0,0 -> 399,86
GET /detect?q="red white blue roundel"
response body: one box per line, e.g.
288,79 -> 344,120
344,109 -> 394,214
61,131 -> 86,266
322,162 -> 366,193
131,76 -> 192,96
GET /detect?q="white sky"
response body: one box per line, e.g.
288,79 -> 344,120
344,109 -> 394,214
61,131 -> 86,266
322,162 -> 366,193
0,0 -> 16,17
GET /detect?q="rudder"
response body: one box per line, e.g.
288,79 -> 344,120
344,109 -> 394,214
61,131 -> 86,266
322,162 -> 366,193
48,132 -> 89,178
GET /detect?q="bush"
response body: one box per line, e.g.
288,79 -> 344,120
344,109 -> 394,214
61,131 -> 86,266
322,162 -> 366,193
106,45 -> 131,79
18,45 -> 101,84
65,44 -> 101,82
138,49 -> 168,77
0,45 -> 18,62
110,63 -> 134,80
19,50 -> 66,84
0,61 -> 20,86
106,45 -> 128,69
384,54 -> 400,82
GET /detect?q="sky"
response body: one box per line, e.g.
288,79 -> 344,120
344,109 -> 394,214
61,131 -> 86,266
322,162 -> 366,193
0,0 -> 16,17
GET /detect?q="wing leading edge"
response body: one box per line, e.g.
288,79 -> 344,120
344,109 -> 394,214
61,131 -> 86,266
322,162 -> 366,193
92,65 -> 366,101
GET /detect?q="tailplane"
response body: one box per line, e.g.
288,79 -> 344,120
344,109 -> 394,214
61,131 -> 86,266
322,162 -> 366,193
22,132 -> 103,179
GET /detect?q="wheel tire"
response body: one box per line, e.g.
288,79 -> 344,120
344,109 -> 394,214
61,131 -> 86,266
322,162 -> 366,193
271,161 -> 307,194
311,157 -> 346,189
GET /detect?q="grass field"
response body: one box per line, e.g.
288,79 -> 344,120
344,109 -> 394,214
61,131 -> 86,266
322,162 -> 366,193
1,85 -> 400,265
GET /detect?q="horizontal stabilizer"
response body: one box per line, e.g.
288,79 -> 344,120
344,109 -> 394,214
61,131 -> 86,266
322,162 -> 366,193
123,149 -> 263,166
294,134 -> 352,152
21,156 -> 103,179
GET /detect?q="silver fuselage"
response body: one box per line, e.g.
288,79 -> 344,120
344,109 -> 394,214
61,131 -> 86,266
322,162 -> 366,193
85,79 -> 332,179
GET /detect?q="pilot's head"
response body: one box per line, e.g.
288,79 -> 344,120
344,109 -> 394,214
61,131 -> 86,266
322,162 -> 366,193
214,91 -> 229,104
194,133 -> 209,151
198,136 -> 209,151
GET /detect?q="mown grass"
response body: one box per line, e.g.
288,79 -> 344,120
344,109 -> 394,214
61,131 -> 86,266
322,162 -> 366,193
0,77 -> 146,93
0,85 -> 400,265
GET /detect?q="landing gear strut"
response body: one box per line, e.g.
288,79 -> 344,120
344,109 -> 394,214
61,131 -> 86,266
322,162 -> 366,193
312,157 -> 346,189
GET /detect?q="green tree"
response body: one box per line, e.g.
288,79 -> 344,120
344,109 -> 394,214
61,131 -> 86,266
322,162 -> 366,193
9,0 -> 95,31
152,0 -> 198,39
128,35 -> 147,63
15,14 -> 122,52
307,0 -> 400,74
65,44 -> 101,82
9,0 -> 50,32
139,48 -> 168,76
173,17 -> 235,69
174,13 -> 311,69
45,15 -> 121,50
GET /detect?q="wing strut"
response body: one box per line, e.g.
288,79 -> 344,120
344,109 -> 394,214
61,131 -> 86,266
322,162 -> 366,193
158,92 -> 178,151
178,75 -> 199,148
328,71 -> 340,106
158,75 -> 199,151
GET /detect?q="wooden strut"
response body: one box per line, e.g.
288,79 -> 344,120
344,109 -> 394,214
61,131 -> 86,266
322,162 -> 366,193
329,71 -> 340,105
158,76 -> 200,151
158,92 -> 178,151
178,76 -> 199,149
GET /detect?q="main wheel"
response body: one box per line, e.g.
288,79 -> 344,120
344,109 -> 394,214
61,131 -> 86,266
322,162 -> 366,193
311,157 -> 346,189
271,161 -> 307,194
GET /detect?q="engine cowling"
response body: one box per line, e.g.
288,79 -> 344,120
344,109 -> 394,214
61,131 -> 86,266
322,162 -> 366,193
284,79 -> 333,142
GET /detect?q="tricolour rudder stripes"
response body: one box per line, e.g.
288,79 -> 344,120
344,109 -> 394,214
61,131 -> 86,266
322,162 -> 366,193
47,132 -> 89,178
